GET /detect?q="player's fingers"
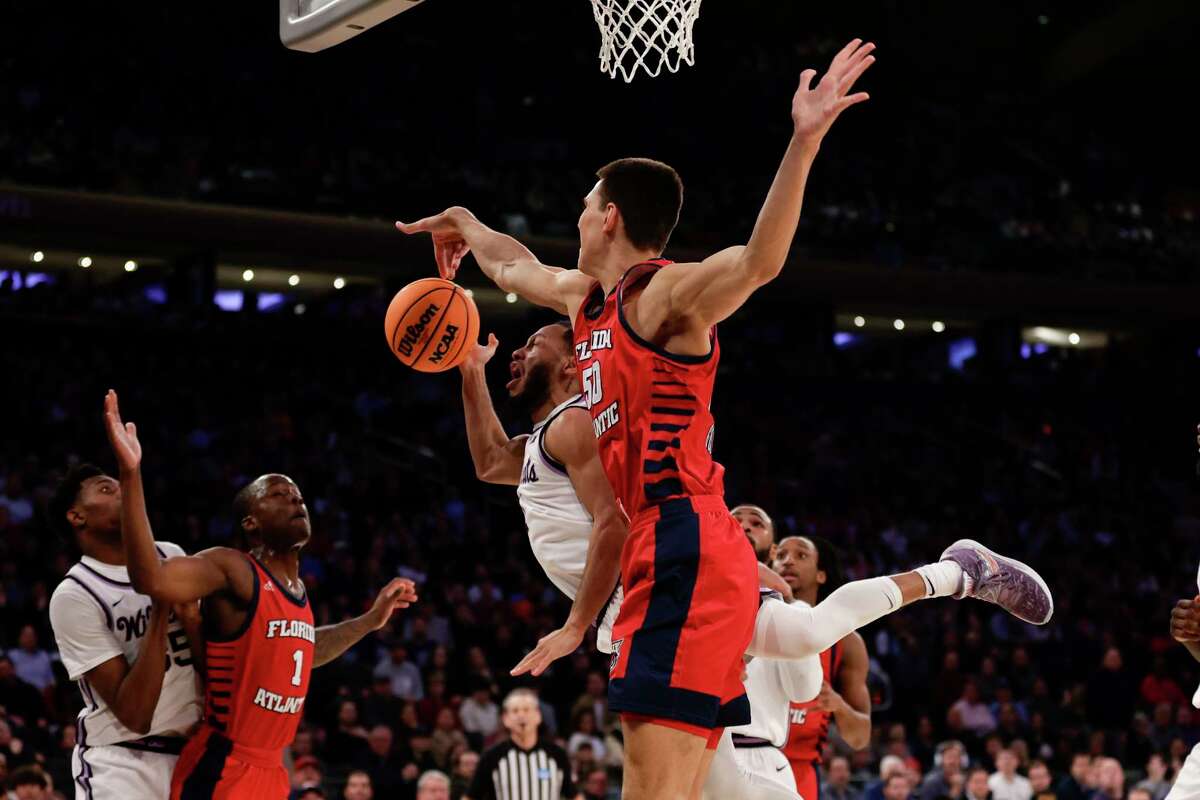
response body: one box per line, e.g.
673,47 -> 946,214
127,422 -> 137,437
830,38 -> 863,68
837,56 -> 875,97
797,68 -> 817,92
395,215 -> 440,233
834,92 -> 871,113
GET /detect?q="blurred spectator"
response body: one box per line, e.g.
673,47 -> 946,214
1087,651 -> 1136,731
355,724 -> 410,798
450,749 -> 479,800
867,755 -> 908,800
1126,790 -> 1152,800
376,645 -> 425,701
571,672 -> 612,734
1132,754 -> 1170,800
326,700 -> 371,765
431,707 -> 468,769
0,473 -> 34,525
824,755 -> 862,800
1090,758 -> 1124,800
1028,761 -> 1055,800
292,789 -> 326,800
989,750 -> 1032,800
417,769 -> 451,800
884,773 -> 914,800
459,683 -> 500,747
950,682 -> 998,738
1140,659 -> 1187,707
7,764 -> 50,800
567,710 -> 606,761
6,627 -> 55,693
0,657 -> 45,726
362,675 -> 405,731
1057,755 -> 1092,800
580,768 -> 608,800
342,769 -> 373,800
291,755 -> 323,791
921,741 -> 966,800
966,767 -> 993,800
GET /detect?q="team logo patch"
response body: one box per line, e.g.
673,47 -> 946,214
609,638 -> 623,674
538,768 -> 551,780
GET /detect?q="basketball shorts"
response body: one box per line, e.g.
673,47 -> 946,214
733,745 -> 803,798
73,741 -> 180,800
608,495 -> 758,732
790,758 -> 821,800
170,726 -> 289,800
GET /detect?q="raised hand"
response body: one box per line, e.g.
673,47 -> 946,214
1171,597 -> 1200,642
103,389 -> 142,474
459,333 -> 500,373
510,622 -> 586,677
396,207 -> 474,280
365,578 -> 419,631
791,38 -> 875,147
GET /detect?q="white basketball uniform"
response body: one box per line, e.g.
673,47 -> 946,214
48,542 -> 203,800
725,597 -> 824,798
516,394 -> 622,653
1167,562 -> 1200,800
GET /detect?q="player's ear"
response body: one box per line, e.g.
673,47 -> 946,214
602,202 -> 620,235
768,543 -> 778,563
67,507 -> 85,531
816,568 -> 827,586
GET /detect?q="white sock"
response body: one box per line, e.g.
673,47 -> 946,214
747,576 -> 906,660
915,561 -> 966,598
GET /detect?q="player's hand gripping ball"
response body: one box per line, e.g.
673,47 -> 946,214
384,278 -> 480,372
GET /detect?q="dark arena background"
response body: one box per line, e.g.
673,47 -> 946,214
2,1 -> 1200,799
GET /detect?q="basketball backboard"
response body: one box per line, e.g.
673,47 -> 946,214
280,0 -> 424,52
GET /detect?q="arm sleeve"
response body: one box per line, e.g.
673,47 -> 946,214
777,653 -> 823,703
49,584 -> 123,681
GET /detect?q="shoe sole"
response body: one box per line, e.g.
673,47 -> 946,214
942,538 -> 1054,625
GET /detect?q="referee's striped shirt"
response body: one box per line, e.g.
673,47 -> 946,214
466,738 -> 575,800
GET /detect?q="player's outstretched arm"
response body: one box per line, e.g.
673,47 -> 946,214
104,390 -> 238,604
459,334 -> 526,485
313,578 -> 417,667
84,601 -> 172,734
643,39 -> 875,330
396,207 -> 591,318
511,409 -> 627,677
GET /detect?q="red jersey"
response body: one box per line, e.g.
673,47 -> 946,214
204,555 -> 315,750
573,260 -> 724,516
783,641 -> 843,762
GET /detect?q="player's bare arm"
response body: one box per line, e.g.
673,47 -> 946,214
633,39 -> 875,348
396,207 -> 592,318
824,631 -> 871,749
511,407 -> 628,677
104,390 -> 253,609
313,578 -> 418,667
459,333 -> 528,485
83,600 -> 171,734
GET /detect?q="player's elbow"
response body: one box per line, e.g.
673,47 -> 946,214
843,724 -> 871,750
115,704 -> 154,735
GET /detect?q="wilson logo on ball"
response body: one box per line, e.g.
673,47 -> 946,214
395,302 -> 441,357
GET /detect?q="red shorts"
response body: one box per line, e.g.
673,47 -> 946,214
791,758 -> 821,800
170,725 -> 289,800
608,495 -> 758,731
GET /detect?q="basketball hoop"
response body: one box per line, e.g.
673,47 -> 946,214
589,0 -> 702,82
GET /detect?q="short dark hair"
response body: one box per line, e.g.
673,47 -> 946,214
9,764 -> 49,788
596,158 -> 683,252
48,463 -> 107,540
808,535 -> 844,601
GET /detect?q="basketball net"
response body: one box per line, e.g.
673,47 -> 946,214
589,0 -> 702,82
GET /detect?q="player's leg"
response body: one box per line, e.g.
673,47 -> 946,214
622,716 -> 710,800
749,540 -> 1053,661
700,731 -> 803,800
686,730 -> 722,800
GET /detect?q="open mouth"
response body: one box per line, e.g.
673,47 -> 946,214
506,360 -> 523,391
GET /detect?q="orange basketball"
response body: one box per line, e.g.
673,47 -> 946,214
384,278 -> 479,372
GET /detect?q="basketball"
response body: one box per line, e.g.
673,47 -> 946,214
384,278 -> 479,372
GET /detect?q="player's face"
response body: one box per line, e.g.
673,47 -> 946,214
249,475 -> 311,548
732,508 -> 773,563
502,696 -> 542,738
771,537 -> 823,595
508,326 -> 570,409
75,475 -> 122,538
577,182 -> 608,274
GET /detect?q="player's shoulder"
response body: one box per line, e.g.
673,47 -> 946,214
49,572 -> 103,624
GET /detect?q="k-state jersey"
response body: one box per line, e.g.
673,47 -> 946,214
573,260 -> 724,516
48,542 -> 202,746
204,555 -> 315,749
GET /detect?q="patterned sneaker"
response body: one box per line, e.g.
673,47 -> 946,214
940,539 -> 1054,625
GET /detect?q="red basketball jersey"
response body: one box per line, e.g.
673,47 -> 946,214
573,261 -> 724,516
204,555 -> 315,750
783,641 -> 843,762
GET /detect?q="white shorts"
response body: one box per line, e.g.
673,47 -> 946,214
733,746 -> 802,798
596,584 -> 624,654
1168,744 -> 1200,800
73,743 -> 178,800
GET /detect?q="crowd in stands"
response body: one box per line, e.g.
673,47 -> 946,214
0,283 -> 1195,799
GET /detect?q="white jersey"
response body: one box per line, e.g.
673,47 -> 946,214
729,598 -> 823,746
515,394 -> 622,653
48,542 -> 203,747
1194,562 -> 1200,709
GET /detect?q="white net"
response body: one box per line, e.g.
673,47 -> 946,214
589,0 -> 703,82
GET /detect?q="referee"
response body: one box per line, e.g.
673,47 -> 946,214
465,688 -> 580,800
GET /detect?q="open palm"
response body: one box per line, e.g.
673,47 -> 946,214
792,39 -> 875,146
104,389 -> 142,472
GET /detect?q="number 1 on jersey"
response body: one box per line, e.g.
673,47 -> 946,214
582,362 -> 603,407
291,649 -> 304,686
